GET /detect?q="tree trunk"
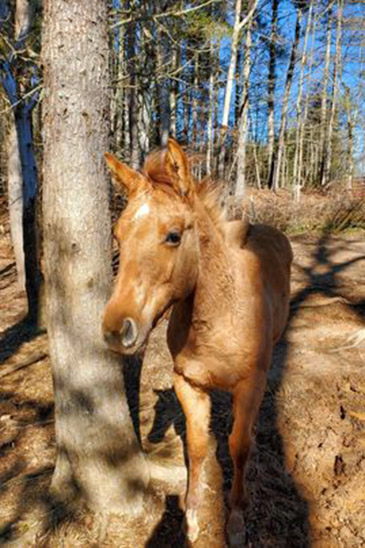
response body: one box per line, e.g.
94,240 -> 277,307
14,100 -> 40,319
319,5 -> 333,186
1,0 -> 40,316
218,0 -> 258,178
169,45 -> 177,137
293,2 -> 313,202
299,11 -> 317,194
42,0 -> 149,513
344,86 -> 355,191
218,0 -> 242,178
221,0 -> 243,131
123,81 -> 131,159
267,0 -> 278,189
323,0 -> 343,187
114,18 -> 126,151
192,51 -> 199,153
183,43 -> 191,143
138,26 -> 151,159
271,8 -> 301,192
235,39 -> 243,126
139,84 -> 151,159
156,20 -> 170,147
6,2 -> 25,293
206,39 -> 215,175
235,18 -> 253,198
121,15 -> 131,159
7,123 -> 25,291
253,141 -> 261,189
128,20 -> 141,169
212,36 -> 221,175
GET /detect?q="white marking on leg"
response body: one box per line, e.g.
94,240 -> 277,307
186,509 -> 200,542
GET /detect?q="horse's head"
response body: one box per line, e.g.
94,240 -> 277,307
102,139 -> 199,354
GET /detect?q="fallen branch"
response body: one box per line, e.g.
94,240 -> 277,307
0,351 -> 47,378
290,296 -> 350,309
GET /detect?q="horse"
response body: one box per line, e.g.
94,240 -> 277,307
102,139 -> 293,544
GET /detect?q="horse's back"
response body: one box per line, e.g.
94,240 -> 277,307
246,223 -> 293,272
223,220 -> 292,268
225,220 -> 292,279
243,223 -> 292,343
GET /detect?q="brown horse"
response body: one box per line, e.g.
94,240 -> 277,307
103,139 -> 293,544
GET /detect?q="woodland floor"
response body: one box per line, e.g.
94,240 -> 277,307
0,199 -> 364,547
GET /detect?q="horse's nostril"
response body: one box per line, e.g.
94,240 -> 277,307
120,318 -> 138,348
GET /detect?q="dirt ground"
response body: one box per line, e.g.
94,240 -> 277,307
0,199 -> 364,547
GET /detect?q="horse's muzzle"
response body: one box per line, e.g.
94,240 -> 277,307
103,317 -> 145,354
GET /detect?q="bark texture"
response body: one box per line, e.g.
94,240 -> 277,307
42,0 -> 148,513
235,17 -> 253,198
7,123 -> 25,291
267,0 -> 278,189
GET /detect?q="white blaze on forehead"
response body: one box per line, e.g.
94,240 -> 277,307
134,202 -> 150,220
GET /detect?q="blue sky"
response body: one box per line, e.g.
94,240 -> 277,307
218,0 -> 365,173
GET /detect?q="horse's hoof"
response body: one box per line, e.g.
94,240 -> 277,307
227,509 -> 245,547
185,508 -> 200,543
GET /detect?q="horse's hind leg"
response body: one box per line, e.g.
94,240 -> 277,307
174,372 -> 211,542
227,370 -> 267,544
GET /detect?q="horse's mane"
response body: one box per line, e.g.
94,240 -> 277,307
142,149 -> 226,230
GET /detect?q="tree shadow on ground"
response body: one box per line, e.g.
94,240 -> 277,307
290,232 -> 365,311
142,388 -> 187,545
0,261 -> 15,278
0,385 -> 55,544
0,317 -> 43,365
123,355 -> 144,444
148,388 -> 185,446
146,495 -> 186,548
1,232 -> 364,546
0,465 -> 55,543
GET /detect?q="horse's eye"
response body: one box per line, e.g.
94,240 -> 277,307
165,231 -> 181,246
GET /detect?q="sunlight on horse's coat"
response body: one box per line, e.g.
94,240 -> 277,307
103,139 -> 293,544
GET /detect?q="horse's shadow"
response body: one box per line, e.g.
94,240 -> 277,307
145,355 -> 310,546
131,323 -> 311,545
147,388 -> 186,446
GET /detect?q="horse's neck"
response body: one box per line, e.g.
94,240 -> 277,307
192,201 -> 236,321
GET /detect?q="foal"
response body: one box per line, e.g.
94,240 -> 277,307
103,139 -> 292,543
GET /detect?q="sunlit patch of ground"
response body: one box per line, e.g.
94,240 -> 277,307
0,198 -> 364,546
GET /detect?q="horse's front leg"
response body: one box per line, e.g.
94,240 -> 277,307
174,372 -> 211,543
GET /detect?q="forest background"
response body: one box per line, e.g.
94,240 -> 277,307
1,0 -> 365,205
0,2 -> 365,546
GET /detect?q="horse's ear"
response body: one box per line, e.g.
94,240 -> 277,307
105,153 -> 144,195
164,139 -> 194,197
